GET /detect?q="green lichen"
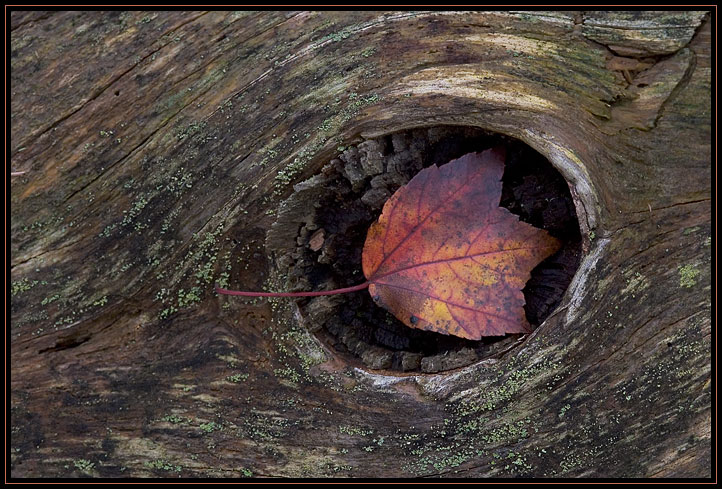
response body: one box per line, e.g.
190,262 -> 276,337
227,373 -> 249,383
273,366 -> 301,383
144,459 -> 182,472
159,306 -> 178,319
340,92 -> 380,123
162,168 -> 194,197
199,421 -> 221,433
136,14 -> 154,25
558,404 -> 571,418
175,121 -> 208,141
160,207 -> 181,234
274,156 -> 309,191
453,359 -> 562,415
339,425 -> 374,437
41,294 -> 61,306
99,223 -> 117,238
155,223 -> 226,319
678,264 -> 700,288
11,278 -> 39,296
505,451 -> 533,474
322,27 -> 353,43
252,145 -> 281,169
162,414 -> 189,424
73,459 -> 95,474
124,196 -> 149,222
177,287 -> 201,308
242,412 -> 291,441
273,92 -> 381,194
397,350 -> 568,476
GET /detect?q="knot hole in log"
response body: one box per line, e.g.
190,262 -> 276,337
264,126 -> 584,374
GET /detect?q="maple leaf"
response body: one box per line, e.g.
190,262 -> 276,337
361,147 -> 560,339
217,147 -> 560,340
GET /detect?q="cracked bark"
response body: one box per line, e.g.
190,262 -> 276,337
10,10 -> 710,478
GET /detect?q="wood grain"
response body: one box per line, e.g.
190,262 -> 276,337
11,11 -> 710,478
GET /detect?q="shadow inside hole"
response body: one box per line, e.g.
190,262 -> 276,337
284,126 -> 581,373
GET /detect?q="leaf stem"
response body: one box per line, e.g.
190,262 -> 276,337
215,281 -> 370,297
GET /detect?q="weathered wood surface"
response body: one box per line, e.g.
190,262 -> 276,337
10,11 -> 711,478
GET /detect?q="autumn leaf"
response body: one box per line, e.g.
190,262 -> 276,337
217,147 -> 560,340
361,147 -> 560,339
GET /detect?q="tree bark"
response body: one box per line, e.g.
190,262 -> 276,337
10,11 -> 711,478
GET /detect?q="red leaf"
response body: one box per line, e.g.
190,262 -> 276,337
361,147 -> 561,340
217,147 -> 561,341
